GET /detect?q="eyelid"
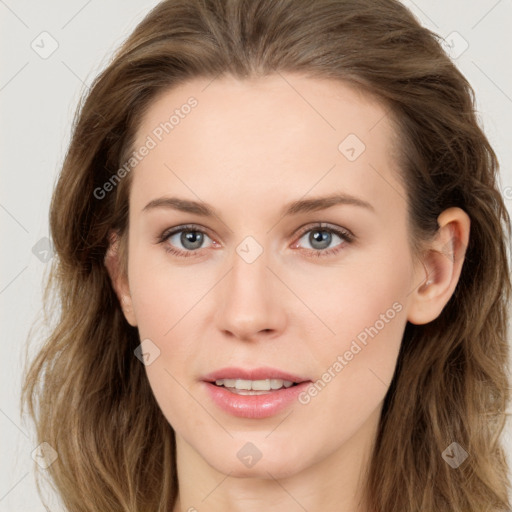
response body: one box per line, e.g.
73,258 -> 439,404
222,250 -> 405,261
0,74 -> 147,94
157,223 -> 216,243
293,222 -> 355,243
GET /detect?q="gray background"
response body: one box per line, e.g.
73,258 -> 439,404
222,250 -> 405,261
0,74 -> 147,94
1,1 -> 511,510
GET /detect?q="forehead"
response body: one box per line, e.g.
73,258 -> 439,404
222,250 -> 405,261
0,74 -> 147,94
129,73 -> 405,220
134,73 -> 395,150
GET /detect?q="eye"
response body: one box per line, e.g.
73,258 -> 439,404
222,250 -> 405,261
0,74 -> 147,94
158,224 -> 217,257
157,222 -> 354,259
292,223 -> 354,258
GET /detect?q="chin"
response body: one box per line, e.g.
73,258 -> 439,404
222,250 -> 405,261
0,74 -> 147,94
197,436 -> 314,479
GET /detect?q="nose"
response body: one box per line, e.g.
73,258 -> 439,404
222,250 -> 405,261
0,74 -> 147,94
214,245 -> 287,342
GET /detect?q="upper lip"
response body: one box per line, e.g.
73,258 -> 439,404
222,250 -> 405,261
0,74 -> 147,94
202,367 -> 310,383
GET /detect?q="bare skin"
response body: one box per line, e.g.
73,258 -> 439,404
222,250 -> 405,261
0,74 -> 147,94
106,73 -> 470,512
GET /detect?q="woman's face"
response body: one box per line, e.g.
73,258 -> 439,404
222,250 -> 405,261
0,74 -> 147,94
118,74 -> 425,478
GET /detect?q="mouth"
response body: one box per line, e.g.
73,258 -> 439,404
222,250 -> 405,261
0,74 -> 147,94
202,366 -> 309,392
201,367 -> 311,417
211,378 -> 299,395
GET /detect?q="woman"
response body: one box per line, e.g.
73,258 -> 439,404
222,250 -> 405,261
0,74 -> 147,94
21,0 -> 511,511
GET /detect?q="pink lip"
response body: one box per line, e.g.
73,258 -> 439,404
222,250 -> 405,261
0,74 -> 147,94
202,366 -> 308,383
201,366 -> 312,419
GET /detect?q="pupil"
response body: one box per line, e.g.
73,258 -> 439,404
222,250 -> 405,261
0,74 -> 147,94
310,230 -> 331,250
182,231 -> 203,249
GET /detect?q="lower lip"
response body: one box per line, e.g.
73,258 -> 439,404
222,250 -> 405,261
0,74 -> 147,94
202,381 -> 311,419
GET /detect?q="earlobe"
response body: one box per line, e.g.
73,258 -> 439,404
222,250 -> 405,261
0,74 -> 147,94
104,231 -> 138,327
407,207 -> 470,325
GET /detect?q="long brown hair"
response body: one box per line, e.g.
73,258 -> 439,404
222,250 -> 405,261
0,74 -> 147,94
21,0 -> 511,510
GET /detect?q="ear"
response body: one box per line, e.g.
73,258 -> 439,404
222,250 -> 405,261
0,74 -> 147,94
104,230 -> 137,327
407,207 -> 470,325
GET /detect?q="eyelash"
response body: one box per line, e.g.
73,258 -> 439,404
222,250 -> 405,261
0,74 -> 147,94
157,223 -> 355,259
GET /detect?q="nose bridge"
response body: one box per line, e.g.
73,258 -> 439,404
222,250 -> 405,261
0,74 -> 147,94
215,237 -> 285,338
232,240 -> 268,294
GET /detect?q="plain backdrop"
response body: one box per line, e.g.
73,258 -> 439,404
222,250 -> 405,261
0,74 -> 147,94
1,1 -> 511,510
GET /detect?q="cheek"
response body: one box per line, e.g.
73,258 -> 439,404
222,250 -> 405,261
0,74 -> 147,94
330,269 -> 407,361
292,245 -> 411,355
295,253 -> 410,427
292,244 -> 407,372
127,241 -> 203,337
128,266 -> 205,430
126,247 -> 211,421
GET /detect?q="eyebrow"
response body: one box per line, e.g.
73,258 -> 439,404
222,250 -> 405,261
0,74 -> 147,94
142,193 -> 375,217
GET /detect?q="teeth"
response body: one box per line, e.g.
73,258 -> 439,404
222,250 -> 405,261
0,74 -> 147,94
214,378 -> 295,390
